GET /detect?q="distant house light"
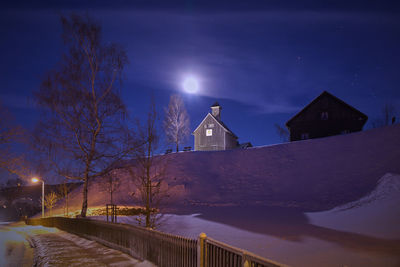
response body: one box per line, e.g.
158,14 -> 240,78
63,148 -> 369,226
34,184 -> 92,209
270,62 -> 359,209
206,129 -> 213,136
301,133 -> 309,140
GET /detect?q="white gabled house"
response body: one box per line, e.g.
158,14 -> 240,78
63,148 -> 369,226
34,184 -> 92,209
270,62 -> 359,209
193,102 -> 238,151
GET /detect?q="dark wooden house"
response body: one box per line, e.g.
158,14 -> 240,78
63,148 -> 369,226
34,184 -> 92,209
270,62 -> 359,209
193,102 -> 238,151
286,91 -> 368,141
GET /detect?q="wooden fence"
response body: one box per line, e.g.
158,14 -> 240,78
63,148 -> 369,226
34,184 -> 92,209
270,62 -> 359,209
198,233 -> 287,267
26,217 -> 288,267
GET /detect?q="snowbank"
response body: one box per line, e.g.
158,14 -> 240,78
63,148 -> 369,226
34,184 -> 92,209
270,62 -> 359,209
307,173 -> 400,239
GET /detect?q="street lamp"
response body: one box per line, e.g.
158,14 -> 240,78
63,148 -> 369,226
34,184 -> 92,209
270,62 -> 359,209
32,177 -> 44,218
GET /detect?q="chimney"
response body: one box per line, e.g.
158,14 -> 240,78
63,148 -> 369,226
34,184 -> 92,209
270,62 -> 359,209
211,102 -> 221,120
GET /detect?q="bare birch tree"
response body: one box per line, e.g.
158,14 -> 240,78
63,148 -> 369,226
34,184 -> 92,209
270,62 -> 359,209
33,14 -> 136,217
130,101 -> 169,228
163,94 -> 190,152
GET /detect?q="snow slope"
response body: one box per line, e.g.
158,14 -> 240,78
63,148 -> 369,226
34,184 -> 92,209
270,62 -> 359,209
52,124 -> 400,214
307,172 -> 400,239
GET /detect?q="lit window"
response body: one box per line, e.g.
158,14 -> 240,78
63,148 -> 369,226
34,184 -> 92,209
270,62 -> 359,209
321,112 -> 329,120
206,129 -> 213,136
301,133 -> 309,140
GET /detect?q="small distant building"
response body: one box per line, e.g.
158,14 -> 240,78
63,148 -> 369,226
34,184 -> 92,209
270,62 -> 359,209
286,91 -> 368,141
193,102 -> 238,151
239,142 -> 253,149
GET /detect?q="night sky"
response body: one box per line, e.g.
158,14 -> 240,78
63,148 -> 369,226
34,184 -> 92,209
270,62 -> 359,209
1,0 -> 400,151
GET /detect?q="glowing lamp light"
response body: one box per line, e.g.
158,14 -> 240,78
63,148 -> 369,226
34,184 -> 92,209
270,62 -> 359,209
183,77 -> 199,94
32,177 -> 39,183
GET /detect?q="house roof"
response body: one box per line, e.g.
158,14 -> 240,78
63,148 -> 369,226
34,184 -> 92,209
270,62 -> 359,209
193,113 -> 238,139
286,91 -> 368,127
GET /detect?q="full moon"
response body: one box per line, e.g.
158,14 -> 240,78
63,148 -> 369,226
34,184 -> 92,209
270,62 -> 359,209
183,77 -> 199,94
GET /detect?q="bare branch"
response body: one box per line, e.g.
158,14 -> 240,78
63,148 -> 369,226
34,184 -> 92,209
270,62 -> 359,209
129,101 -> 169,229
163,94 -> 190,152
33,14 -> 133,217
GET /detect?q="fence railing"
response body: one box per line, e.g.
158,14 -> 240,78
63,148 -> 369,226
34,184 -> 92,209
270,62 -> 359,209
199,233 -> 286,267
26,217 -> 288,267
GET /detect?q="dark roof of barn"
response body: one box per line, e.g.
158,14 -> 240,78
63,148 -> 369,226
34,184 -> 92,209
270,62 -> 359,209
286,91 -> 368,127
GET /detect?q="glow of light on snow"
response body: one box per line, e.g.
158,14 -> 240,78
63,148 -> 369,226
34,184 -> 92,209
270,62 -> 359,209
182,76 -> 199,94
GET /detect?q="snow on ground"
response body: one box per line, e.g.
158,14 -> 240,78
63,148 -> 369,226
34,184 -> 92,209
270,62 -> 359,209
36,125 -> 400,266
306,173 -> 400,239
90,173 -> 400,267
32,229 -> 155,267
0,222 -> 154,267
0,222 -> 34,267
92,207 -> 400,267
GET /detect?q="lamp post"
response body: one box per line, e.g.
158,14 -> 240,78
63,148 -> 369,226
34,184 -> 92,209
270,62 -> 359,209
32,177 -> 44,218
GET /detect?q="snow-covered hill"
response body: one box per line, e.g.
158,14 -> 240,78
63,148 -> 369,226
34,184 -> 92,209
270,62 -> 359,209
53,124 -> 400,214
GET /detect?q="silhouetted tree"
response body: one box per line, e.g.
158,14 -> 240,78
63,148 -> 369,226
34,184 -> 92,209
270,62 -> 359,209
371,103 -> 397,128
130,101 -> 169,229
5,177 -> 25,188
163,94 -> 190,152
99,170 -> 121,205
33,14 -> 136,217
0,103 -> 27,178
274,123 -> 289,142
12,197 -> 36,218
58,180 -> 72,217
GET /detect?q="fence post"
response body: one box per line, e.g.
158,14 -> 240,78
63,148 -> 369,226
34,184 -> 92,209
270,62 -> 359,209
197,232 -> 207,267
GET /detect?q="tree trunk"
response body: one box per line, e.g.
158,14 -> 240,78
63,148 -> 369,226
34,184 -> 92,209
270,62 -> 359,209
66,192 -> 69,217
176,143 -> 179,152
81,176 -> 88,217
146,178 -> 150,227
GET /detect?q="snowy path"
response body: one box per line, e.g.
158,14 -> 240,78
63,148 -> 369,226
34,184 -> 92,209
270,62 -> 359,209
0,222 -> 155,267
0,222 -> 34,267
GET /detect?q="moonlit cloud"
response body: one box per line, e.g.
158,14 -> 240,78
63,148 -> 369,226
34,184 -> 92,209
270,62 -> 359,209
1,1 -> 399,151
3,5 -> 398,115
91,7 -> 400,114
